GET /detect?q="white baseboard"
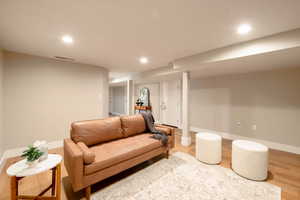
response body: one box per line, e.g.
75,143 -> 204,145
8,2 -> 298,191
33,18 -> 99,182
190,126 -> 300,155
0,140 -> 63,173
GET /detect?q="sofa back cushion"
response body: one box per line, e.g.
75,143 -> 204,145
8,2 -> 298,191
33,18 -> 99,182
71,117 -> 124,146
120,114 -> 146,137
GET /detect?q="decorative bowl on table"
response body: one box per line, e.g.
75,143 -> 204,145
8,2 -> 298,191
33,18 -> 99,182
33,140 -> 48,161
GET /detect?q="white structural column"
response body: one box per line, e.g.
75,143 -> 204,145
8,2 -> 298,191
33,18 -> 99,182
126,80 -> 134,115
181,71 -> 191,146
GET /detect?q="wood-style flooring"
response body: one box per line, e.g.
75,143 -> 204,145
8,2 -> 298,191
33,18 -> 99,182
0,131 -> 299,200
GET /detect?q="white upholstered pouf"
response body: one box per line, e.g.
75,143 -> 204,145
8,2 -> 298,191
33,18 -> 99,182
196,132 -> 222,164
232,140 -> 269,181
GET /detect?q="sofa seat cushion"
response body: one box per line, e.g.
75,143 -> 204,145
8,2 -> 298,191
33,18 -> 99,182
84,133 -> 162,175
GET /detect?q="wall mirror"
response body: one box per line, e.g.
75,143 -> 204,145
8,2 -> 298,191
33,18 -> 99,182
137,87 -> 150,107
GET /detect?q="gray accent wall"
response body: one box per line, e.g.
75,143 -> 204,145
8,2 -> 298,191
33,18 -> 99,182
190,67 -> 300,147
110,86 -> 126,115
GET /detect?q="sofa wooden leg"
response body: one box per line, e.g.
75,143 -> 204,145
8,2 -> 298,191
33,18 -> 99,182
85,186 -> 91,200
166,149 -> 169,159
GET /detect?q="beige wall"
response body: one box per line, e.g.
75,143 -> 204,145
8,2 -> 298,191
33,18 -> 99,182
3,51 -> 109,149
0,50 -> 3,156
190,68 -> 300,147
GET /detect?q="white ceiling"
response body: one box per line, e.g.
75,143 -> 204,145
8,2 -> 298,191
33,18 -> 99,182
1,0 -> 300,76
128,46 -> 300,84
189,46 -> 300,78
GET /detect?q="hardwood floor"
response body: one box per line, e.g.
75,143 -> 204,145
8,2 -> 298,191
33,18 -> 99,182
0,131 -> 299,200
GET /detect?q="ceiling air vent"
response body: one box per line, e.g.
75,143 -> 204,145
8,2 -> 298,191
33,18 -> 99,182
54,56 -> 75,62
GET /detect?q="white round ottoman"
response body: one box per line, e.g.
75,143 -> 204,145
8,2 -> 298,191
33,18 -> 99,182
196,132 -> 222,164
232,140 -> 269,181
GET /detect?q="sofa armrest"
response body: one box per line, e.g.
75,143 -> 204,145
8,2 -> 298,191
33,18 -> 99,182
63,138 -> 84,191
155,124 -> 175,136
77,142 -> 95,164
155,124 -> 176,148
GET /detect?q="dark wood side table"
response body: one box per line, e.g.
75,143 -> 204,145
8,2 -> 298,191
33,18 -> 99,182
135,105 -> 152,113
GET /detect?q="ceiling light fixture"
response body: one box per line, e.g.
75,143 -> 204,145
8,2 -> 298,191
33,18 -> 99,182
62,35 -> 73,44
139,57 -> 149,64
237,24 -> 252,35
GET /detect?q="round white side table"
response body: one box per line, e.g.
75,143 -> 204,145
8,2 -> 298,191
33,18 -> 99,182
6,154 -> 62,200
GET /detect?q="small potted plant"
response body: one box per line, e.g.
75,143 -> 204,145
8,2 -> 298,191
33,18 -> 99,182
21,145 -> 44,167
33,140 -> 48,161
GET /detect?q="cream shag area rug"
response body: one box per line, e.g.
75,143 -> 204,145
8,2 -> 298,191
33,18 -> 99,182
91,152 -> 281,200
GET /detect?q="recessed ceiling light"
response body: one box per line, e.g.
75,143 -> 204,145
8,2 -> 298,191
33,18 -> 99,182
237,24 -> 252,35
62,35 -> 73,44
139,57 -> 149,64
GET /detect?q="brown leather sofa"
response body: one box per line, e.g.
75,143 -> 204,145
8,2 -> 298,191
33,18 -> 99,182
64,114 -> 175,199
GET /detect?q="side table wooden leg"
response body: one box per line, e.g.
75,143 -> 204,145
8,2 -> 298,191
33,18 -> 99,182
10,176 -> 17,200
51,167 -> 56,196
56,164 -> 62,200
